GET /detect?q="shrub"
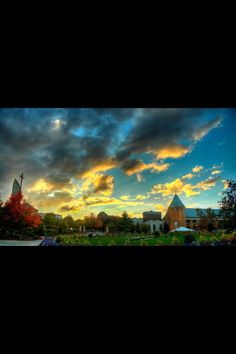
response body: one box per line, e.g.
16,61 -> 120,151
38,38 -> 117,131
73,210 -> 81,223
184,234 -> 196,245
153,230 -> 160,237
124,240 -> 131,246
108,240 -> 116,246
139,240 -> 148,246
82,240 -> 91,246
96,241 -> 103,246
199,235 -> 207,244
171,237 -> 181,246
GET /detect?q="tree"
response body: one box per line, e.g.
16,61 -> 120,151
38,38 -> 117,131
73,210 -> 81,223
2,191 -> 42,239
118,211 -> 133,232
219,179 -> 236,229
196,208 -> 217,231
163,221 -> 169,234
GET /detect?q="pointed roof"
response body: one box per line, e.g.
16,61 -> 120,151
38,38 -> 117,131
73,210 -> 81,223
12,179 -> 21,195
169,194 -> 185,208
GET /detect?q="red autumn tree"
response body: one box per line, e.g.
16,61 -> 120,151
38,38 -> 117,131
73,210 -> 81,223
3,191 -> 42,239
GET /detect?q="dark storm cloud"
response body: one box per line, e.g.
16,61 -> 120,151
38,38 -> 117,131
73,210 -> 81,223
92,175 -> 114,195
0,108 -> 226,199
60,205 -> 79,212
0,108 -> 135,197
116,109 -> 224,171
120,158 -> 144,174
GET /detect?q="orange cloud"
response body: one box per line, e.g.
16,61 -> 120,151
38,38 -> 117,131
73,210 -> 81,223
156,145 -> 190,159
27,179 -> 54,193
125,161 -> 170,176
192,165 -> 203,173
151,175 -> 220,198
182,173 -> 194,180
136,194 -> 146,200
211,170 -> 221,175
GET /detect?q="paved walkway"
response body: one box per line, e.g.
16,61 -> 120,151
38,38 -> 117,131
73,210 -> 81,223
0,240 -> 42,246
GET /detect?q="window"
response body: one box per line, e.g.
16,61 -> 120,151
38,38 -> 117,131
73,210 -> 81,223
174,220 -> 178,227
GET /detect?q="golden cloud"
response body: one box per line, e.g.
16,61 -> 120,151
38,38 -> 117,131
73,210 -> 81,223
156,145 -> 190,159
80,173 -> 114,196
192,165 -> 203,173
136,194 -> 146,200
155,203 -> 167,214
211,170 -> 221,175
151,175 -> 220,198
125,161 -> 170,176
120,195 -> 130,200
222,180 -> 229,189
81,159 -> 117,178
182,173 -> 194,180
27,179 -> 54,193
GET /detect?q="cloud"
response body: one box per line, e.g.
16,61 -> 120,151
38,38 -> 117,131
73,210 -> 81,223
92,175 -> 114,196
182,173 -> 194,180
136,194 -> 146,200
120,159 -> 170,176
60,205 -> 80,212
116,109 -> 224,169
156,144 -> 190,159
80,173 -> 114,196
151,175 -> 220,198
0,108 -> 228,215
222,180 -> 228,189
120,195 -> 130,200
192,165 -> 204,173
193,116 -> 222,141
211,170 -> 221,175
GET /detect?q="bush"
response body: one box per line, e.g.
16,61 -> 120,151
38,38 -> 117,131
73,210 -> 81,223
153,230 -> 160,237
139,240 -> 148,246
171,237 -> 181,246
82,240 -> 91,246
124,240 -> 131,246
184,234 -> 196,245
108,240 -> 116,246
155,240 -> 164,246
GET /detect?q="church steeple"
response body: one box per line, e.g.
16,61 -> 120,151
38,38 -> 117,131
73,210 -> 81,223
165,194 -> 186,231
169,194 -> 185,208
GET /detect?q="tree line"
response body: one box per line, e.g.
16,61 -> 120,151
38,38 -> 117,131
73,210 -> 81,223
0,179 -> 236,239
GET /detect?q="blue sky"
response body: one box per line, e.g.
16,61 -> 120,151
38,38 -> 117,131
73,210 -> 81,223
0,108 -> 235,218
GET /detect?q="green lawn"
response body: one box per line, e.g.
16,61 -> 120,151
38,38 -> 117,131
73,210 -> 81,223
56,231 -> 235,246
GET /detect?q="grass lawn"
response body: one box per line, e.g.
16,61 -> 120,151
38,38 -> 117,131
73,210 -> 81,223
56,231 -> 234,246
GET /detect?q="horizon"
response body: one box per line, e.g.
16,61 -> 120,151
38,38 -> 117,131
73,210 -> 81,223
0,108 -> 235,218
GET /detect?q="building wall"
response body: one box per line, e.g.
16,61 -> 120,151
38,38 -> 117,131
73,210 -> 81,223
165,206 -> 186,231
145,220 -> 163,233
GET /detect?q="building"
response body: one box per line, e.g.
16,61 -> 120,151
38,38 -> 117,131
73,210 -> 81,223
133,211 -> 164,233
164,193 -> 222,231
133,194 -> 223,233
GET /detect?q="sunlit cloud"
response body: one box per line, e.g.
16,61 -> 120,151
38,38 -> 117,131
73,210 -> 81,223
211,170 -> 221,175
156,144 -> 190,159
136,194 -> 146,200
151,175 -> 220,198
182,173 -> 194,180
27,179 -> 54,193
120,195 -> 130,200
192,165 -> 204,173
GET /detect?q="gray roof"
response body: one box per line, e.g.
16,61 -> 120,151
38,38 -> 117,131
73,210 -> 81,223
185,208 -> 221,218
169,194 -> 185,208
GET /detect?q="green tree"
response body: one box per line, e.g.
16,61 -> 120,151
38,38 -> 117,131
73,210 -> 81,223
196,208 -> 217,231
118,211 -> 133,232
219,179 -> 236,229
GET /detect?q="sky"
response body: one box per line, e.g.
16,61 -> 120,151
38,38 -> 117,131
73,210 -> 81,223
0,108 -> 235,219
